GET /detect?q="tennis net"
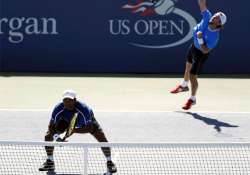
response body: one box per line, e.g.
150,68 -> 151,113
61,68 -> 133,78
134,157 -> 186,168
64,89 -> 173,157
0,141 -> 250,175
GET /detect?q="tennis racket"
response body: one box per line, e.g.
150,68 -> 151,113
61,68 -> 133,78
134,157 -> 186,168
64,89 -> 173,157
62,112 -> 78,141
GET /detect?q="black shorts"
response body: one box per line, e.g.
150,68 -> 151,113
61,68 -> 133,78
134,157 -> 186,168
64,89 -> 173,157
186,43 -> 209,75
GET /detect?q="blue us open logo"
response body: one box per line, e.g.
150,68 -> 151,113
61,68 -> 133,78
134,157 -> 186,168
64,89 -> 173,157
109,0 -> 197,49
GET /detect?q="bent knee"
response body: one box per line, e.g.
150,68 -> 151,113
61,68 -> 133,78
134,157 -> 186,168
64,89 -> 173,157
45,131 -> 54,141
190,74 -> 198,79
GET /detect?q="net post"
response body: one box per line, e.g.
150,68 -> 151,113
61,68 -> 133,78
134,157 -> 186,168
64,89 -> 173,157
84,146 -> 88,175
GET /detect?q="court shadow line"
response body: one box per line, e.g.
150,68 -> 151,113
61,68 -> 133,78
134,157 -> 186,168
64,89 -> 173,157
177,111 -> 239,133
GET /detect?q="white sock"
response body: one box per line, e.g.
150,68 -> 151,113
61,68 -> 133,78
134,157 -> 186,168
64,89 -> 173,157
180,80 -> 188,87
47,155 -> 54,161
106,156 -> 111,161
190,96 -> 196,101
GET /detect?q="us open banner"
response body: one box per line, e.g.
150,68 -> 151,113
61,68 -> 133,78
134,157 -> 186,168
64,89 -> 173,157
0,0 -> 249,73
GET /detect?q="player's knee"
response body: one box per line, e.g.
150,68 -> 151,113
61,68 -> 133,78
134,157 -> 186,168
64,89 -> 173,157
186,62 -> 192,70
190,74 -> 197,80
45,132 -> 53,141
94,131 -> 108,142
89,122 -> 101,134
90,127 -> 97,135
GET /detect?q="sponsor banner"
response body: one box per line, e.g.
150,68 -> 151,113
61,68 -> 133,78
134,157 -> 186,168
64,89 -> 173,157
0,0 -> 250,73
110,0 -> 197,49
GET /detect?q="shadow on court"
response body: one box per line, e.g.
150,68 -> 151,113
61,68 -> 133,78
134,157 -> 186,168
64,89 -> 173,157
185,112 -> 239,132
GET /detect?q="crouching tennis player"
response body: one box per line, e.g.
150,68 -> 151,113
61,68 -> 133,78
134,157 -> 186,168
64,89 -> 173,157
39,89 -> 117,174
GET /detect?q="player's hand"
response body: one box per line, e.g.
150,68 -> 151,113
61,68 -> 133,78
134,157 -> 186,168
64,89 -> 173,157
53,134 -> 67,142
198,0 -> 207,12
197,31 -> 203,38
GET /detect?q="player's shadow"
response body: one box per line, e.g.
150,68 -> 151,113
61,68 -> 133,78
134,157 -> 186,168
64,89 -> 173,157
185,112 -> 239,132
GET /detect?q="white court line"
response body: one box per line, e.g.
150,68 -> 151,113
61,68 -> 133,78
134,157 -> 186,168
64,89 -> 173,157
0,108 -> 249,114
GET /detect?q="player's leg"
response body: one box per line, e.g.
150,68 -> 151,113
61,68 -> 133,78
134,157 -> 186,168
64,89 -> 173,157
182,44 -> 195,87
183,51 -> 209,110
184,62 -> 192,83
171,44 -> 194,93
183,72 -> 199,110
39,130 -> 55,171
39,119 -> 69,171
92,130 -> 110,158
190,73 -> 198,97
91,130 -> 117,174
170,62 -> 191,93
90,118 -> 117,173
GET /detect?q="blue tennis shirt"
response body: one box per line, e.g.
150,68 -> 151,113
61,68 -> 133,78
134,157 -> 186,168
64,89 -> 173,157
50,101 -> 93,128
193,10 -> 220,51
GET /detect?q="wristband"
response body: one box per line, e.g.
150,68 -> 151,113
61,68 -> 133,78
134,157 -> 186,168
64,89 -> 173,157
197,38 -> 204,45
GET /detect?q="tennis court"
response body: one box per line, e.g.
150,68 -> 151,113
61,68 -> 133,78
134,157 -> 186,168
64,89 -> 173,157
1,0 -> 250,173
0,108 -> 250,174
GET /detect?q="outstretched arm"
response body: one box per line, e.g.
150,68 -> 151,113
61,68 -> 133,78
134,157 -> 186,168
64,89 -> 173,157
198,0 -> 207,12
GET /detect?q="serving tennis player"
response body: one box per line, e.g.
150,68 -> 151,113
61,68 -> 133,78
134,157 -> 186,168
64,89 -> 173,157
39,89 -> 117,174
170,0 -> 227,110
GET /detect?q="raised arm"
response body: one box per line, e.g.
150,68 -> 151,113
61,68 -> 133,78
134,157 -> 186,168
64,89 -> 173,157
198,0 -> 207,12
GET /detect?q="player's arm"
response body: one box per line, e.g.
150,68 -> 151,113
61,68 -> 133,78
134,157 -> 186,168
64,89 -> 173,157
198,0 -> 207,12
197,31 -> 210,54
48,103 -> 63,132
48,114 -> 56,132
48,122 -> 56,132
